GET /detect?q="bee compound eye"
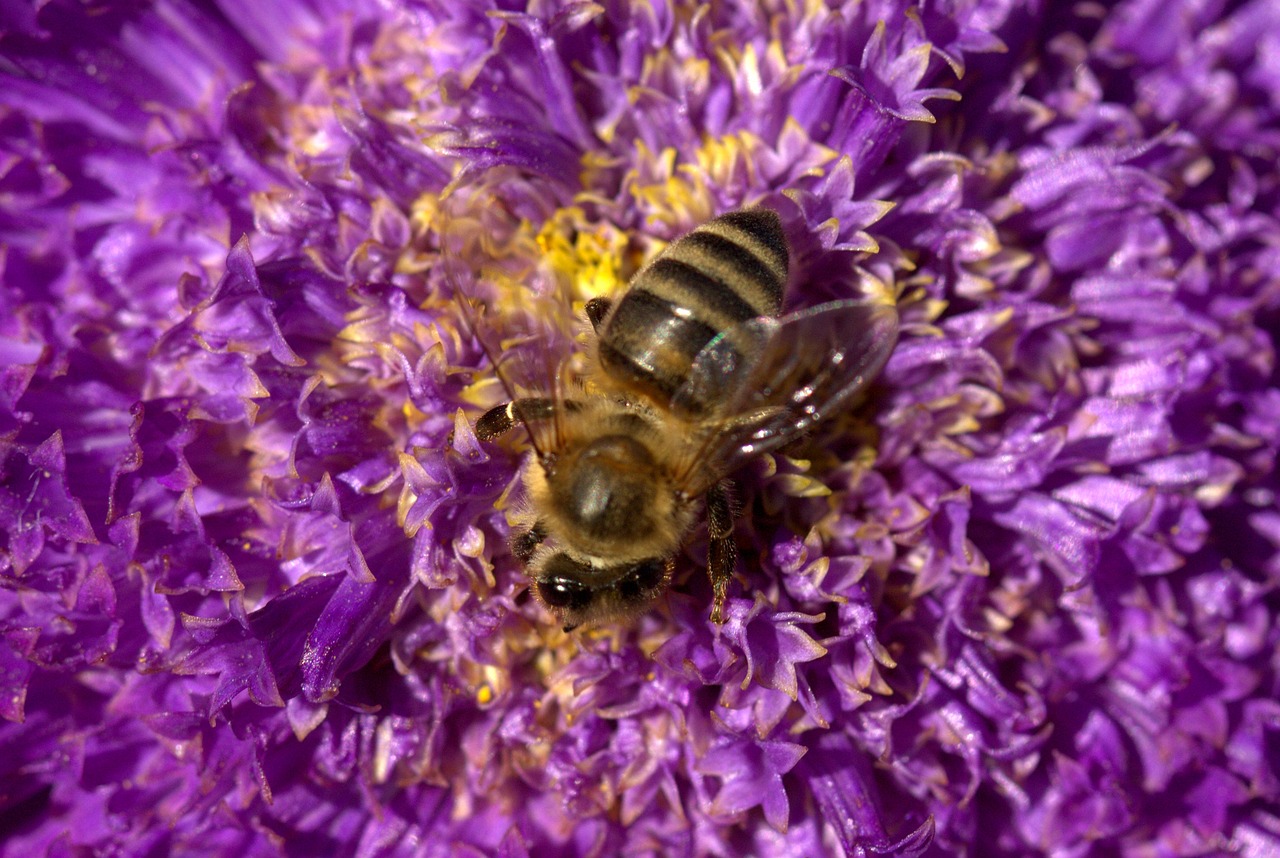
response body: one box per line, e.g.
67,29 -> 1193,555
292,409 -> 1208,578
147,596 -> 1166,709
537,576 -> 593,611
617,559 -> 665,603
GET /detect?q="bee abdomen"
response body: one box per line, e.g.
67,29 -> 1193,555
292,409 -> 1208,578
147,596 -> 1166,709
598,208 -> 789,416
662,211 -> 788,317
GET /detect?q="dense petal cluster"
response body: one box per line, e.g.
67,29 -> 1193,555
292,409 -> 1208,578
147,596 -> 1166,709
2,0 -> 1278,855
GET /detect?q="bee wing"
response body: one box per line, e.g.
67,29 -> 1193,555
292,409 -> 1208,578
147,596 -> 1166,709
676,299 -> 898,491
439,171 -> 577,458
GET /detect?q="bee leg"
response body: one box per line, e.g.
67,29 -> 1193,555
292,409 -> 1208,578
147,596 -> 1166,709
475,398 -> 559,441
584,297 -> 612,333
706,481 -> 736,624
511,524 -> 545,561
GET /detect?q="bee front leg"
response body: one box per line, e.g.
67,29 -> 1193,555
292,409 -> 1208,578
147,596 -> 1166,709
706,481 -> 736,624
512,524 -> 545,561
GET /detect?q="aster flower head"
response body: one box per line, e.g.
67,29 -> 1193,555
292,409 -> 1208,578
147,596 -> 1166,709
4,0 -> 1280,855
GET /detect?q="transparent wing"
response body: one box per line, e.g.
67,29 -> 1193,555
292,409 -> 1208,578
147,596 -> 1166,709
675,299 -> 899,492
438,168 -> 579,458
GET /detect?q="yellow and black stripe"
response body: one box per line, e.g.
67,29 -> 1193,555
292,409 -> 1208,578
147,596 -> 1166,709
597,208 -> 789,416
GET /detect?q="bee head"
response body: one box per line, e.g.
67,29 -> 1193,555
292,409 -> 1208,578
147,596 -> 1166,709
532,553 -> 671,631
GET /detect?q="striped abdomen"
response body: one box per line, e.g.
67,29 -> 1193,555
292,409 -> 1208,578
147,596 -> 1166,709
596,209 -> 789,417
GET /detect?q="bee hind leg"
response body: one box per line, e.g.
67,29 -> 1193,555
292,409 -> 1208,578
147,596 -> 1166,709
706,481 -> 736,624
584,297 -> 612,332
475,398 -> 560,441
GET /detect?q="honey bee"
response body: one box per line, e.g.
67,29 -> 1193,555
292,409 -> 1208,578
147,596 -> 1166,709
449,196 -> 897,631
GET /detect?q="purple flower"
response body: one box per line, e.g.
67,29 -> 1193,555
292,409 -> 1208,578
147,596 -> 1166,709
3,0 -> 1280,855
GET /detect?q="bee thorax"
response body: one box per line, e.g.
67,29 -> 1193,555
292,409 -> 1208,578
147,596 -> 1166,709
550,435 -> 658,539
